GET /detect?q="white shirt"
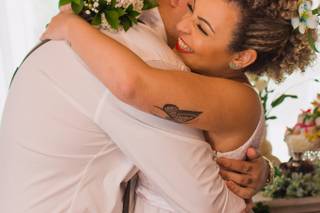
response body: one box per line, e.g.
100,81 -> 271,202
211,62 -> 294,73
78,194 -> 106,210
0,8 -> 247,213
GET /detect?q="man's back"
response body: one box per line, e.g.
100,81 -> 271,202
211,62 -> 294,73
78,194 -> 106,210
0,11 -> 246,212
0,39 -> 136,212
0,18 -> 203,212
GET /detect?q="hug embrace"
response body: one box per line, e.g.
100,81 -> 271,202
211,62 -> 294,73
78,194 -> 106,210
0,0 -> 318,212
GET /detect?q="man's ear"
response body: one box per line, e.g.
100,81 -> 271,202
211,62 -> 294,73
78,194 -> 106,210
230,49 -> 257,70
169,0 -> 181,8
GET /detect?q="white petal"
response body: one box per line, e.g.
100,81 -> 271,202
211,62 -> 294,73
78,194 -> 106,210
305,1 -> 312,10
298,1 -> 312,16
299,23 -> 307,34
291,17 -> 301,29
255,80 -> 268,92
306,15 -> 319,29
298,2 -> 306,16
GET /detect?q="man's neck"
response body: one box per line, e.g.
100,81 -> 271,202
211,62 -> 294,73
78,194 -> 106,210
157,0 -> 177,48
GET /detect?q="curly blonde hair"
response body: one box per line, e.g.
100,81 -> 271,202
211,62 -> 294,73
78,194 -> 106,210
229,0 -> 317,81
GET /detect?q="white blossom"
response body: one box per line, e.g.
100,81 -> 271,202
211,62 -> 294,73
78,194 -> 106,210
93,2 -> 99,8
82,0 -> 145,32
115,0 -> 143,12
291,0 -> 319,34
100,13 -> 118,32
255,79 -> 268,92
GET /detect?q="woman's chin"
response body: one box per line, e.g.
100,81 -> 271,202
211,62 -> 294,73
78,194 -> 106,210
173,48 -> 201,73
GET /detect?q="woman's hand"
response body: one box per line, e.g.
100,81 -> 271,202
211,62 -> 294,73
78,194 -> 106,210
217,147 -> 269,199
41,5 -> 80,41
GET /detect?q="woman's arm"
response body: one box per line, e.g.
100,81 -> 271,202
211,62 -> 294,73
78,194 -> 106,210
42,12 -> 260,139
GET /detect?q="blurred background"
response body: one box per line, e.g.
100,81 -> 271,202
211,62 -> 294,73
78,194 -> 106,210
0,0 -> 320,163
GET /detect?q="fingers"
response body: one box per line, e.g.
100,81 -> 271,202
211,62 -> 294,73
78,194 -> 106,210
40,32 -> 46,41
217,157 -> 254,174
220,169 -> 254,187
241,199 -> 254,213
246,147 -> 261,161
246,199 -> 254,209
60,4 -> 72,12
225,180 -> 256,200
40,32 -> 51,41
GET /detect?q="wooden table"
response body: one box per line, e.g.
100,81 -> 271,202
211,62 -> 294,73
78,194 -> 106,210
254,194 -> 320,213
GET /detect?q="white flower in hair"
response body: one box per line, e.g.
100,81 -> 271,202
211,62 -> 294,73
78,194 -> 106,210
255,79 -> 268,93
291,0 -> 319,34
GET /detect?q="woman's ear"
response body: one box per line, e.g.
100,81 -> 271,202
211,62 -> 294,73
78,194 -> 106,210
229,49 -> 257,70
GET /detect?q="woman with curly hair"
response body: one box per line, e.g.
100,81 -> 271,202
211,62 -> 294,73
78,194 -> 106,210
42,0 -> 318,211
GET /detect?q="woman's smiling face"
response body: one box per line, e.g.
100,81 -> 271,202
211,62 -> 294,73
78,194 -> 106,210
174,0 -> 242,76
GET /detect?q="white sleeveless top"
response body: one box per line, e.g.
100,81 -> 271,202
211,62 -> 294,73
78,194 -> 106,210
135,103 -> 265,212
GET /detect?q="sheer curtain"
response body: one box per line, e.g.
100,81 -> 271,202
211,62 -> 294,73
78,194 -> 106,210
0,0 -> 58,116
0,1 -> 319,161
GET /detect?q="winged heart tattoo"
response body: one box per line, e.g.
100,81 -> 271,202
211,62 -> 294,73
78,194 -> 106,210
154,104 -> 203,123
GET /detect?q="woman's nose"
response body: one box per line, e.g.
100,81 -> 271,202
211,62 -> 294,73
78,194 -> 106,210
176,13 -> 193,35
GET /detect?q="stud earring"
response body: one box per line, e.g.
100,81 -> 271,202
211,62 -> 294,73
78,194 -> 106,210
229,62 -> 239,70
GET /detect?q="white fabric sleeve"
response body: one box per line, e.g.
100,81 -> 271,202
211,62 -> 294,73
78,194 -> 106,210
94,60 -> 246,213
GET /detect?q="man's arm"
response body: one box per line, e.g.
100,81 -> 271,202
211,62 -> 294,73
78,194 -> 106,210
96,92 -> 246,213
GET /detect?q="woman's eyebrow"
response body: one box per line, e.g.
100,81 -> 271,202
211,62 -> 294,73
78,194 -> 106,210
197,16 -> 215,33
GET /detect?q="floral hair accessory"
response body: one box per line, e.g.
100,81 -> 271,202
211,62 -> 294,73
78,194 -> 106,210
59,0 -> 158,32
291,0 -> 320,52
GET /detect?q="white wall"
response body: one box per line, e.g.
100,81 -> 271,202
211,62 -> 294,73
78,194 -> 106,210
267,61 -> 320,162
0,0 -> 58,117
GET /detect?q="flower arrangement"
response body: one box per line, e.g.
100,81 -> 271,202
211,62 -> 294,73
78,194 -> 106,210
285,94 -> 320,153
59,0 -> 158,31
263,161 -> 320,198
291,0 -> 320,52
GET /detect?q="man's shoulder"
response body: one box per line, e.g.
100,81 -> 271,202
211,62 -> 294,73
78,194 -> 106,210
15,40 -> 107,117
101,24 -> 189,71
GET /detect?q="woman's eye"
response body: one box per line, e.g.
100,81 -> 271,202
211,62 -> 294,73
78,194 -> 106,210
197,24 -> 208,36
187,3 -> 193,12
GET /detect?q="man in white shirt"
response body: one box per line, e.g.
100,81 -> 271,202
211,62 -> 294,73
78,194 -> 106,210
0,0 -> 270,212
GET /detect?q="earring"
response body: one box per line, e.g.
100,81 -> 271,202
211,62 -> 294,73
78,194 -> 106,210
229,62 -> 239,70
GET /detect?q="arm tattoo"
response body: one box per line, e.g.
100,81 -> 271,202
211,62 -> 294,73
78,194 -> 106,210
154,104 -> 203,123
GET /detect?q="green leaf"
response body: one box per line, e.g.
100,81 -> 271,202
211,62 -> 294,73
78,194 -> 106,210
128,10 -> 140,18
71,0 -> 84,14
126,4 -> 134,12
271,94 -> 298,108
128,15 -> 138,24
307,31 -> 320,53
106,10 -> 121,29
143,0 -> 159,10
312,8 -> 319,15
99,0 -> 109,8
59,0 -> 72,7
111,0 -> 117,7
91,13 -> 102,25
274,167 -> 282,177
72,0 -> 81,5
114,8 -> 126,17
253,202 -> 270,213
313,107 -> 318,114
121,16 -> 132,31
